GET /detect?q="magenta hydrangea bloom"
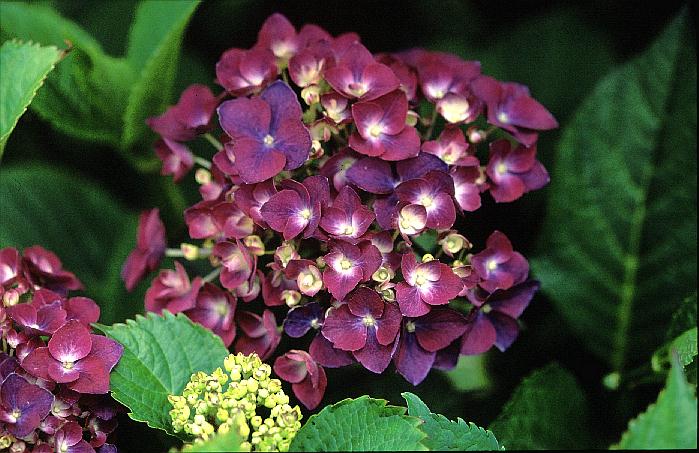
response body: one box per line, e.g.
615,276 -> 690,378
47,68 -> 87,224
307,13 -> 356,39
154,138 -> 194,183
349,90 -> 420,161
396,253 -> 463,317
146,84 -> 219,141
218,80 -> 311,183
322,287 -> 401,373
21,320 -> 123,394
260,176 -> 330,240
321,92 -> 352,125
451,166 -> 486,212
185,283 -> 237,347
234,179 -> 278,228
234,310 -> 281,361
216,47 -> 277,96
319,185 -> 375,243
325,42 -> 399,101
213,241 -> 255,291
0,373 -> 54,437
395,170 -> 457,230
54,420 -> 94,453
6,302 -> 66,336
145,261 -> 202,314
461,280 -> 539,355
22,246 -> 83,295
0,246 -> 23,288
471,230 -> 529,292
284,260 -> 323,296
422,127 -> 479,167
121,209 -> 166,292
486,139 -> 550,202
255,12 -> 300,60
472,76 -> 558,146
273,350 -> 327,410
184,199 -> 253,240
318,148 -> 359,192
393,307 -> 467,385
322,241 -> 382,301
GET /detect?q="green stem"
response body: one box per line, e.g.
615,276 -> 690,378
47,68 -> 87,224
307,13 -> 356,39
203,133 -> 224,152
165,248 -> 185,258
423,108 -> 439,140
193,156 -> 211,169
202,267 -> 222,283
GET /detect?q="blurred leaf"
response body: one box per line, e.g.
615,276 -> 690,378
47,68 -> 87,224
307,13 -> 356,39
488,363 -> 593,449
180,428 -> 243,452
402,392 -> 502,451
95,312 -> 229,435
413,229 -> 438,254
531,11 -> 697,371
613,356 -> 697,449
0,40 -> 62,156
667,293 -> 698,340
290,396 -> 427,451
444,355 -> 490,392
0,2 -> 135,146
0,164 -> 142,324
653,328 -> 698,373
121,0 -> 201,153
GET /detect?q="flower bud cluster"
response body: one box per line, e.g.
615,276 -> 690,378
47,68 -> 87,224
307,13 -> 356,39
169,353 -> 302,452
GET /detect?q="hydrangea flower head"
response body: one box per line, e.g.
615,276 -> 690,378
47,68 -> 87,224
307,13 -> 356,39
0,373 -> 54,437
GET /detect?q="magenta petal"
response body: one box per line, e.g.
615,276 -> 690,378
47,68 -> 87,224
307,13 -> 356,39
48,360 -> 80,383
273,355 -> 308,384
69,356 -> 110,394
506,95 -> 558,130
520,160 -> 550,191
489,280 -> 539,318
394,332 -> 435,385
309,334 -> 355,368
1,373 -> 54,438
274,119 -> 312,171
353,328 -> 395,373
64,297 -> 100,325
261,189 -> 304,233
396,282 -> 431,317
347,287 -> 384,318
460,314 -> 497,355
360,64 -> 401,101
425,192 -> 456,229
420,265 -> 463,306
414,308 -> 468,352
489,174 -> 526,203
489,312 -> 520,352
49,320 -> 92,363
261,81 -> 304,127
292,366 -> 327,410
321,304 -> 367,351
376,302 -> 402,346
88,336 -> 123,372
234,137 -> 287,184
218,97 -> 271,139
378,127 -> 421,161
20,347 -> 52,381
322,264 -> 362,301
345,157 -> 396,194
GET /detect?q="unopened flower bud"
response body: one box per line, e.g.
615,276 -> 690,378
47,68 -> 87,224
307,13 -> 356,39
180,243 -> 199,261
421,253 -> 435,263
2,289 -> 19,307
372,266 -> 394,283
439,233 -> 471,257
467,126 -> 487,143
406,110 -> 419,127
195,168 -> 212,185
310,140 -> 324,159
243,235 -> 265,256
301,85 -> 321,105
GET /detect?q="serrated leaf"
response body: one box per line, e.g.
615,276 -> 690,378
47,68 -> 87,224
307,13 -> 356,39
531,11 -> 697,371
121,0 -> 200,152
290,396 -> 428,451
653,327 -> 698,373
489,363 -> 593,449
0,40 -> 62,156
95,311 -> 229,435
613,356 -> 697,449
179,428 -> 243,452
0,164 -> 142,324
667,293 -> 697,340
402,392 -> 502,451
0,2 -> 135,146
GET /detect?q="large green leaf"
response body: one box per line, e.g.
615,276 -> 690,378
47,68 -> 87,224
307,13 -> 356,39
402,392 -> 502,451
531,11 -> 697,371
180,429 -> 243,452
0,164 -> 142,324
488,363 -> 593,449
95,311 -> 229,434
121,0 -> 200,152
0,40 -> 62,156
289,396 -> 427,451
613,356 -> 697,449
0,2 -> 134,146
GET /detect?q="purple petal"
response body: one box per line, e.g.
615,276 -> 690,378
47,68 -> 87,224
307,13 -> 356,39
309,334 -> 355,368
520,160 -> 550,191
396,152 -> 448,182
347,286 -> 385,318
48,360 -> 80,383
1,373 -> 54,437
322,257 -> 362,301
352,328 -> 396,373
378,127 -> 421,161
346,157 -> 396,194
218,96 -> 271,139
414,307 -> 468,352
489,312 -> 520,352
321,304 -> 366,351
64,297 -> 100,326
460,313 -> 497,355
261,189 -> 305,235
261,81 -> 304,130
232,137 -> 287,184
273,354 -> 308,384
48,320 -> 92,363
19,347 -> 52,381
396,282 -> 431,317
284,302 -> 324,338
376,301 -> 402,346
394,331 -> 435,385
488,280 -> 539,319
88,336 -> 123,373
69,356 -> 110,394
274,119 -> 312,171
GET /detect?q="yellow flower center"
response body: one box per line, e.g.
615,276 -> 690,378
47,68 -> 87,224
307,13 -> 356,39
63,361 -> 74,370
299,208 -> 312,220
215,302 -> 229,316
369,124 -> 383,138
340,258 -> 352,270
419,195 -> 433,207
482,304 -> 492,314
497,112 -> 509,124
362,315 -> 376,327
405,321 -> 416,333
487,260 -> 498,271
342,225 -> 355,235
263,134 -> 275,146
495,162 -> 508,175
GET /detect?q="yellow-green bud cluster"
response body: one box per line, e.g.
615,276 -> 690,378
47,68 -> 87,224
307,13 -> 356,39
169,353 -> 302,452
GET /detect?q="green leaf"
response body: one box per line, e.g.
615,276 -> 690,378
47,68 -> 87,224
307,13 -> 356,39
613,356 -> 697,449
531,11 -> 697,371
402,392 -> 502,451
121,0 -> 200,152
95,311 -> 229,435
412,230 -> 438,254
653,327 -> 698,372
0,164 -> 142,324
289,396 -> 428,451
0,2 -> 135,146
180,429 -> 243,452
0,40 -> 62,156
488,363 -> 593,449
667,293 -> 698,340
444,355 -> 490,392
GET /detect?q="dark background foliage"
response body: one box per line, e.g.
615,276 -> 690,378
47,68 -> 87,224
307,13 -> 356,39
2,0 -> 694,451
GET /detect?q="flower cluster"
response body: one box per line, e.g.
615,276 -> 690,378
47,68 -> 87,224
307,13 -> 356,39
169,352 -> 302,452
1,246 -> 123,453
126,13 -> 556,411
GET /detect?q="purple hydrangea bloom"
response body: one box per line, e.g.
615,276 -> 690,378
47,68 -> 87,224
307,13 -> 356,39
450,167 -> 486,212
319,186 -> 375,243
472,76 -> 558,146
322,287 -> 401,373
234,309 -> 281,361
7,302 -> 66,336
218,80 -> 312,183
234,179 -> 278,228
213,240 -> 255,291
154,138 -> 194,183
422,127 -> 479,167
349,90 -> 421,161
0,373 -> 54,437
185,283 -> 237,347
145,261 -> 202,314
260,176 -> 330,240
471,230 -> 529,292
216,47 -> 278,96
486,139 -> 550,203
461,280 -> 539,354
21,320 -> 123,394
146,84 -> 219,141
55,420 -> 94,453
274,350 -> 327,410
23,246 -> 83,296
395,171 -> 457,230
121,209 -> 166,292
393,307 -> 467,385
324,42 -> 399,101
396,253 -> 463,317
322,241 -> 382,301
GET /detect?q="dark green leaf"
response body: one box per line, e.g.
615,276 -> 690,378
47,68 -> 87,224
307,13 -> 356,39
402,392 -> 502,451
95,311 -> 229,435
290,396 -> 428,451
653,327 -> 698,374
531,11 -> 697,371
489,363 -> 593,449
667,293 -> 698,340
412,230 -> 438,254
180,428 -> 243,452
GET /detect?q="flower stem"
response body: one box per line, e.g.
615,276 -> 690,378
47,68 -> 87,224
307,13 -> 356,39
423,108 -> 439,140
202,267 -> 222,283
165,248 -> 185,258
193,156 -> 212,169
203,133 -> 224,152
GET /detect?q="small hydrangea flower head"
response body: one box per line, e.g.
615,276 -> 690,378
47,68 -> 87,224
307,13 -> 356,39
486,139 -> 549,202
324,42 -> 399,101
322,287 -> 401,373
7,302 -> 66,336
471,230 -> 529,293
218,81 -> 312,183
274,350 -> 327,410
461,280 -> 539,355
216,47 -> 278,96
234,180 -> 278,228
0,247 -> 23,288
145,261 -> 202,314
283,302 -> 324,338
0,373 -> 54,437
185,283 -> 237,347
255,13 -> 299,61
422,127 -> 479,167
322,241 -> 382,301
395,171 -> 457,230
318,148 -> 358,192
235,310 -> 281,361
436,91 -> 482,125
154,138 -> 194,183
284,260 -> 323,297
472,76 -> 558,146
319,186 -> 375,243
395,203 -> 428,241
54,421 -> 93,453
213,240 -> 255,291
395,252 -> 463,317
22,246 -> 83,296
320,92 -> 352,125
260,176 -> 330,240
146,84 -> 219,142
450,166 -> 485,212
121,209 -> 166,292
